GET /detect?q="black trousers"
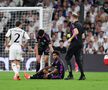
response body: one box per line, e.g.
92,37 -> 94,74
30,72 -> 44,79
65,43 -> 84,75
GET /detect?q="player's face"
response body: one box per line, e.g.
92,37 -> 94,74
39,33 -> 44,38
52,54 -> 58,60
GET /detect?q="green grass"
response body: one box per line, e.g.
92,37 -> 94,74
0,72 -> 108,90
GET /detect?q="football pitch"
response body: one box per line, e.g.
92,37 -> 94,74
0,72 -> 108,90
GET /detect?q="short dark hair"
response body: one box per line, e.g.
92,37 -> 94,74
64,20 -> 68,23
59,40 -> 64,43
15,21 -> 22,27
38,29 -> 44,36
52,51 -> 60,56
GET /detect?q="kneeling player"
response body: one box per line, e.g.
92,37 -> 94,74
24,51 -> 64,79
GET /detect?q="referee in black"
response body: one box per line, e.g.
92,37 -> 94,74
65,12 -> 86,80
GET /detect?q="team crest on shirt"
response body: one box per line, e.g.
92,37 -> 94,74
55,66 -> 57,68
44,40 -> 46,42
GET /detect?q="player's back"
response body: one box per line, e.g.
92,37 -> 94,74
5,27 -> 29,46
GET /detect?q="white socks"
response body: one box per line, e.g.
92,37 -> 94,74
11,63 -> 18,74
17,64 -> 20,73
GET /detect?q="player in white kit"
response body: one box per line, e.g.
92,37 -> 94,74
5,21 -> 30,80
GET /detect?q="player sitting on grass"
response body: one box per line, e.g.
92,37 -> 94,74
24,51 -> 65,79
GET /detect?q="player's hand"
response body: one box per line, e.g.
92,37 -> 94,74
68,38 -> 72,43
4,43 -> 10,48
21,44 -> 24,48
49,43 -> 53,48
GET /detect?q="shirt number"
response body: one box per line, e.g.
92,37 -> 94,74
14,33 -> 20,43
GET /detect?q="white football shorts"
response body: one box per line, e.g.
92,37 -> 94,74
9,43 -> 23,61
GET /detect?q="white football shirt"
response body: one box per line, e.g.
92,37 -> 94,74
5,27 -> 30,45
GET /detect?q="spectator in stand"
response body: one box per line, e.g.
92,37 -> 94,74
92,36 -> 99,53
103,36 -> 108,53
101,15 -> 108,36
43,0 -> 54,8
71,0 -> 80,13
0,0 -> 7,7
62,20 -> 69,35
55,40 -> 67,54
52,32 -> 60,47
7,0 -> 23,7
97,45 -> 105,54
0,0 -> 23,7
84,0 -> 91,20
103,1 -> 108,14
98,30 -> 105,46
23,0 -> 37,6
85,41 -> 94,54
57,24 -> 64,40
90,23 -> 95,35
83,35 -> 92,54
95,20 -> 102,35
51,21 -> 58,37
62,35 -> 70,48
27,33 -> 37,52
89,5 -> 97,23
87,31 -> 94,42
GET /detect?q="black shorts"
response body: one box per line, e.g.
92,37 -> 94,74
38,48 -> 49,55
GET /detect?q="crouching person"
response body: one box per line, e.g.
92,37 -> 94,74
24,51 -> 65,79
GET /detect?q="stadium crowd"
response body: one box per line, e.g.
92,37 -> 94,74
0,0 -> 108,55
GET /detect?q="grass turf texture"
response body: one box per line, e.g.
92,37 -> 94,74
0,72 -> 108,90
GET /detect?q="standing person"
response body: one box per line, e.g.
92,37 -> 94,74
24,51 -> 65,79
65,12 -> 86,80
34,29 -> 53,72
5,21 -> 30,80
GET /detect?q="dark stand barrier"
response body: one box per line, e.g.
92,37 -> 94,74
83,54 -> 108,72
0,53 -> 108,72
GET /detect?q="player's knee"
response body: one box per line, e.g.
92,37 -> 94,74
36,60 -> 40,63
36,57 -> 41,63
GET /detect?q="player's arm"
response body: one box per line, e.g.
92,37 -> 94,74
49,42 -> 54,53
37,66 -> 52,74
68,28 -> 79,42
45,68 -> 58,78
4,29 -> 11,47
48,68 -> 58,74
47,34 -> 54,52
34,42 -> 39,56
21,40 -> 29,48
4,37 -> 10,48
22,31 -> 30,48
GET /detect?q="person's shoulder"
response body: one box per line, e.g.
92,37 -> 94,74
45,33 -> 49,37
75,21 -> 82,26
9,27 -> 15,30
44,33 -> 50,39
